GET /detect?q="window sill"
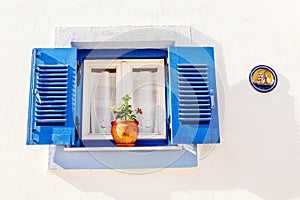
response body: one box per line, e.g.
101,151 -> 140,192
64,145 -> 183,152
50,144 -> 198,170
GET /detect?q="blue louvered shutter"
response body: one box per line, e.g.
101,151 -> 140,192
27,48 -> 77,145
168,47 -> 220,144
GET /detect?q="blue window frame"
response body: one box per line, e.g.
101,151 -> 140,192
27,47 -> 220,147
77,49 -> 168,147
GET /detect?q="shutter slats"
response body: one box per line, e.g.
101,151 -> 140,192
179,91 -> 209,95
179,85 -> 209,90
39,91 -> 67,95
36,110 -> 66,114
179,108 -> 211,113
180,113 -> 212,117
179,72 -> 208,77
35,119 -> 67,124
38,73 -> 68,77
179,118 -> 212,123
40,96 -> 67,100
179,94 -> 210,99
168,47 -> 219,144
37,87 -> 67,91
37,81 -> 67,87
36,114 -> 67,118
37,100 -> 67,104
178,81 -> 208,86
38,64 -> 69,68
38,69 -> 68,73
38,78 -> 68,82
178,63 -> 211,125
36,105 -> 67,109
179,99 -> 210,103
178,77 -> 208,81
179,104 -> 211,108
35,63 -> 68,126
177,63 -> 207,67
27,48 -> 77,145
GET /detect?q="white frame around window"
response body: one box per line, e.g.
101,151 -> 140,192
82,59 -> 166,140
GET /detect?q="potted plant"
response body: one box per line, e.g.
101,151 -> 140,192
110,94 -> 143,147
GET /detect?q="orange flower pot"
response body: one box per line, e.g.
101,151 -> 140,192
111,120 -> 139,147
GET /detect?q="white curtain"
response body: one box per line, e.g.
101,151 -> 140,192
90,71 -> 115,133
133,71 -> 157,134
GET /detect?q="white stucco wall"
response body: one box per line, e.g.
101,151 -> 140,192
1,0 -> 300,200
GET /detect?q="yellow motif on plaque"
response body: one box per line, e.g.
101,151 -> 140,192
252,69 -> 274,86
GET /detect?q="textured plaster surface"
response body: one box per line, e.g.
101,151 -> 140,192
55,26 -> 192,47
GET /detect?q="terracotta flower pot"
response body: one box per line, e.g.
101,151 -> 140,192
111,120 -> 139,147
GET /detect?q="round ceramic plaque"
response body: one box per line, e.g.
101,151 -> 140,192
249,65 -> 278,93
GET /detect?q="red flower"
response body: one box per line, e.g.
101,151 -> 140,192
137,108 -> 143,114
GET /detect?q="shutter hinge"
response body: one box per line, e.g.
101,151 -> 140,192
35,49 -> 41,58
168,115 -> 172,142
166,62 -> 169,83
75,116 -> 80,142
32,133 -> 39,143
77,60 -> 81,87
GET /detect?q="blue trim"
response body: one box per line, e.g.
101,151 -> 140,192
79,139 -> 168,147
249,65 -> 278,93
76,49 -> 168,147
78,49 -> 168,60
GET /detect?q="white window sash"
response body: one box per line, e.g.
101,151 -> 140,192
82,59 -> 166,140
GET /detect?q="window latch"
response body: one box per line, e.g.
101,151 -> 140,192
34,89 -> 42,104
210,88 -> 215,109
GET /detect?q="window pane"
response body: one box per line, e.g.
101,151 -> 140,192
90,69 -> 116,134
132,68 -> 159,135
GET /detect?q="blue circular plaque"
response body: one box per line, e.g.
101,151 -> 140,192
249,65 -> 278,93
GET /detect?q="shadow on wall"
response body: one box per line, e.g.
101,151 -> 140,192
51,27 -> 300,200
210,73 -> 300,200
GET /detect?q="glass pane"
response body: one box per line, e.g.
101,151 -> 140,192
132,68 -> 159,135
90,69 -> 116,134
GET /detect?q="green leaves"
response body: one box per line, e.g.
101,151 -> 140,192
122,94 -> 131,103
111,94 -> 142,121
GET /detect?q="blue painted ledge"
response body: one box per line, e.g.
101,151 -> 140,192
49,145 -> 198,170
